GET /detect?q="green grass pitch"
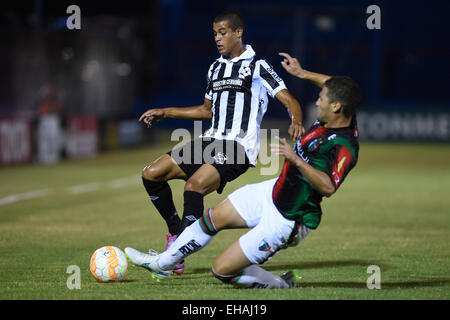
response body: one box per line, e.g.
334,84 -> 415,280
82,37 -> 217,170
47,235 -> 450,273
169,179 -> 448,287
0,139 -> 449,300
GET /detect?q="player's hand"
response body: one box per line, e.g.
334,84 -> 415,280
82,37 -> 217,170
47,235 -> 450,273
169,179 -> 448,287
288,121 -> 305,141
139,109 -> 166,128
279,53 -> 307,79
270,136 -> 299,165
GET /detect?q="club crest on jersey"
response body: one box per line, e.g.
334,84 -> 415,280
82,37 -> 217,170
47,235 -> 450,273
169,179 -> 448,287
307,138 -> 322,152
258,240 -> 271,252
238,66 -> 252,79
213,152 -> 227,165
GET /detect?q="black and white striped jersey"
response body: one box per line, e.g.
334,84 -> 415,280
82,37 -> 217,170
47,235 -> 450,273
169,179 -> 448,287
201,45 -> 287,165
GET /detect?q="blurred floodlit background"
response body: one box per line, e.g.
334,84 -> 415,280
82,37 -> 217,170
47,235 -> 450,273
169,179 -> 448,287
0,0 -> 449,166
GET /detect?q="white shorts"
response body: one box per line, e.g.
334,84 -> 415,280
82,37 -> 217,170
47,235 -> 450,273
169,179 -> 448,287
228,178 -> 312,264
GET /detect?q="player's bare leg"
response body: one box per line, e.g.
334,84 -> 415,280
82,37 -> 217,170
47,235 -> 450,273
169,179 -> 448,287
184,164 -> 221,194
211,240 -> 293,289
212,240 -> 252,275
207,198 -> 248,229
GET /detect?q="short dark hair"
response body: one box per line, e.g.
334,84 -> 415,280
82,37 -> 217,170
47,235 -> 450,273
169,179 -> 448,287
214,11 -> 245,31
324,76 -> 362,118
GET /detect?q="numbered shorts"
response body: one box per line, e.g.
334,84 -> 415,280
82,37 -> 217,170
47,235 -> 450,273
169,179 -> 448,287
228,178 -> 312,265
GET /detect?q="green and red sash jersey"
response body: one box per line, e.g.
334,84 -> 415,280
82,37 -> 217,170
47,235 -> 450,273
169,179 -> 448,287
272,118 -> 359,229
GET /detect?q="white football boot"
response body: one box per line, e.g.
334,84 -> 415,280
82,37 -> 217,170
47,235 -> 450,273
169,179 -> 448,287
124,247 -> 171,280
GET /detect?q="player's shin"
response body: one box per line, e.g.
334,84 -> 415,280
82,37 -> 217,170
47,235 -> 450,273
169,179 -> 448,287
180,191 -> 204,232
142,178 -> 181,235
158,210 -> 218,270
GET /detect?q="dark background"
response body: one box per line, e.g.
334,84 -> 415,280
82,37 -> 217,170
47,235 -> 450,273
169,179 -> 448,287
1,0 -> 449,129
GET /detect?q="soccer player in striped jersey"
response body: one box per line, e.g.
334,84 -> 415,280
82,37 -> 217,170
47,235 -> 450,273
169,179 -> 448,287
136,12 -> 304,275
125,54 -> 362,288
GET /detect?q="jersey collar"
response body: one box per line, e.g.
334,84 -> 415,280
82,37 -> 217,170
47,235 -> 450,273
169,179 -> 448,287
217,44 -> 255,63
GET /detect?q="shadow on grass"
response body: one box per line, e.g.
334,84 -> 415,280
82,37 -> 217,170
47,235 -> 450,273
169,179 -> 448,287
296,279 -> 450,289
95,279 -> 137,283
191,259 -> 390,274
264,259 -> 391,272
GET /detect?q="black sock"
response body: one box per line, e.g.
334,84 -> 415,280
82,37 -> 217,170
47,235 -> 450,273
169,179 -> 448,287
142,177 -> 181,235
180,191 -> 204,233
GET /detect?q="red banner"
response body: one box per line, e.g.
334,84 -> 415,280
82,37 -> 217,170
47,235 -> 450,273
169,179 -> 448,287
0,118 -> 32,165
66,116 -> 99,158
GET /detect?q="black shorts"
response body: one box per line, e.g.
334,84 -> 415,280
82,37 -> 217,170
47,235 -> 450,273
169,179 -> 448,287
167,138 -> 252,194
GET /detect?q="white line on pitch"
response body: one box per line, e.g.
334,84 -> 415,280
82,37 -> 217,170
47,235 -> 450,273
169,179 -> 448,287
0,189 -> 54,206
107,176 -> 140,189
0,175 -> 140,206
67,182 -> 103,195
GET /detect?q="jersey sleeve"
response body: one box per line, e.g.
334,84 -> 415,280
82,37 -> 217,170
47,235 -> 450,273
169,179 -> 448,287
325,144 -> 356,190
256,59 -> 287,98
204,62 -> 215,100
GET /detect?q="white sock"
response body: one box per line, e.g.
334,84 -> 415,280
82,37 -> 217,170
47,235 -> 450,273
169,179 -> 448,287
231,265 -> 289,289
158,220 -> 215,270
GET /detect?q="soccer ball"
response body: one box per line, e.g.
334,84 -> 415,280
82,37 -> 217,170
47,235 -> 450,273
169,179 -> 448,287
89,246 -> 129,282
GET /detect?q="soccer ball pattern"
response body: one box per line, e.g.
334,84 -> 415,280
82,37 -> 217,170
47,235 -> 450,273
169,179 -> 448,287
90,246 -> 129,282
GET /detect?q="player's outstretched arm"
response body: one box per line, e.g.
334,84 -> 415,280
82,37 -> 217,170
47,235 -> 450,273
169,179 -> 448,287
271,137 -> 336,197
279,52 -> 331,88
139,98 -> 212,128
275,89 -> 305,140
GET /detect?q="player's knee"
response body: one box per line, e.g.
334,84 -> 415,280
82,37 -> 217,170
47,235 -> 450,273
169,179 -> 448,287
184,177 -> 205,194
142,154 -> 178,181
142,161 -> 168,181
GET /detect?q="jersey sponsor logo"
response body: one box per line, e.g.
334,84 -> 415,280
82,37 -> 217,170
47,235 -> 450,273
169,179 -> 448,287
265,66 -> 283,83
294,141 -> 310,162
258,240 -> 271,252
177,239 -> 202,256
212,79 -> 245,92
213,79 -> 243,88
